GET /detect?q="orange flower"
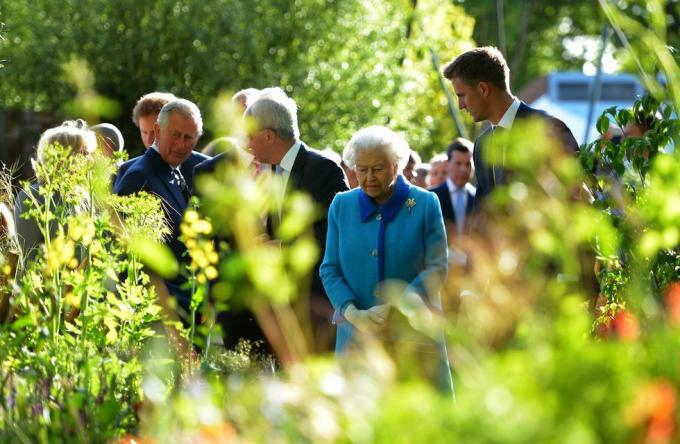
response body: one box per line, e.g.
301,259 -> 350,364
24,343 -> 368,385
664,283 -> 680,326
196,421 -> 237,443
117,435 -> 154,444
612,310 -> 640,341
626,380 -> 676,444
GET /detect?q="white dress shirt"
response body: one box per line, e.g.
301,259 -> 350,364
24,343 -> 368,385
273,140 -> 302,217
495,96 -> 521,130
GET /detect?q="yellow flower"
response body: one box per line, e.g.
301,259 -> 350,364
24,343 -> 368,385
184,209 -> 199,223
193,220 -> 213,235
205,266 -> 218,280
64,292 -> 82,308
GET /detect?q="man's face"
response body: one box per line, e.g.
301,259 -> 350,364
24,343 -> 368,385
138,114 -> 159,148
246,127 -> 275,164
154,112 -> 198,167
448,150 -> 472,188
429,161 -> 448,188
451,77 -> 488,122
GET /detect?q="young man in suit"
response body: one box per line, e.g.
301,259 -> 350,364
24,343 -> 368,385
442,47 -> 579,207
245,87 -> 349,352
431,138 -> 476,238
114,99 -> 209,318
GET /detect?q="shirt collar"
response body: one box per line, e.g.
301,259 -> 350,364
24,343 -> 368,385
150,144 -> 181,170
278,140 -> 302,173
359,175 -> 411,223
446,177 -> 467,193
496,97 -> 521,130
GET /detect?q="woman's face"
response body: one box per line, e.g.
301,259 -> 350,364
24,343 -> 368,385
355,149 -> 399,204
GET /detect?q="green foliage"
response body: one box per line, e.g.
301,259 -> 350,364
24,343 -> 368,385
0,144 -> 167,442
2,3 -> 680,443
0,0 -> 474,158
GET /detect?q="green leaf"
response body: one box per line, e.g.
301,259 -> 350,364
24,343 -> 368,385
128,236 -> 179,279
596,114 -> 610,135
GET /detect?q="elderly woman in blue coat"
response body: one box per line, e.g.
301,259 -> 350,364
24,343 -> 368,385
320,125 -> 453,395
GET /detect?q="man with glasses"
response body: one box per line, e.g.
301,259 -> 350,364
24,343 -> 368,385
245,87 -> 349,352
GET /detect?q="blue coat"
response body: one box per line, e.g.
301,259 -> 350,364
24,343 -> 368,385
113,147 -> 209,309
320,175 -> 448,351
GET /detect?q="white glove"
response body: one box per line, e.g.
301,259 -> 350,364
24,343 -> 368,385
367,304 -> 391,324
344,303 -> 389,333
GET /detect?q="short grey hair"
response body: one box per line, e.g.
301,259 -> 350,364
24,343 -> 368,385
245,87 -> 299,140
232,88 -> 261,109
157,98 -> 203,136
342,126 -> 410,173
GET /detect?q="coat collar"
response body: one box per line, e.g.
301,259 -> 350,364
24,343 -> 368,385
288,141 -> 308,190
359,174 -> 411,222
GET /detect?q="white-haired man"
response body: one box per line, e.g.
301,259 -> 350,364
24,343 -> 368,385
114,99 -> 209,318
245,87 -> 349,352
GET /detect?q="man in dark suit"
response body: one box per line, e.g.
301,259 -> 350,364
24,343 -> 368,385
245,87 -> 349,352
442,47 -> 579,207
431,138 -> 476,237
114,98 -> 209,318
114,92 -> 178,188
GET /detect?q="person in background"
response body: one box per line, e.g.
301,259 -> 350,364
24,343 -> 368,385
115,92 -> 178,186
14,121 -> 97,260
132,92 -> 178,149
413,162 -> 431,189
232,88 -> 261,112
91,122 -> 124,157
320,125 -> 453,395
402,149 -> 421,184
431,138 -> 475,236
428,153 -> 448,188
341,160 -> 359,189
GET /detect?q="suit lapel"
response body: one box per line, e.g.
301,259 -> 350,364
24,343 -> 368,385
288,142 -> 307,193
147,149 -> 186,213
440,186 -> 455,221
465,189 -> 475,215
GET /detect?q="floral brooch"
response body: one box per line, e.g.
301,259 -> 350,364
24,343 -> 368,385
405,198 -> 416,214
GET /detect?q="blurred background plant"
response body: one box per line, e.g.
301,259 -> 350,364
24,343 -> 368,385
1,1 -> 680,443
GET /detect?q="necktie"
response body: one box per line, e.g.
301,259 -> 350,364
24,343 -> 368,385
171,168 -> 190,203
454,188 -> 466,235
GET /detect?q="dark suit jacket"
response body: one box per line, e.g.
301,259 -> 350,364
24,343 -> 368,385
113,148 -> 209,308
431,182 -> 475,231
193,152 -> 224,177
281,143 -> 349,300
115,150 -> 207,191
473,102 -> 579,206
286,143 -> 349,247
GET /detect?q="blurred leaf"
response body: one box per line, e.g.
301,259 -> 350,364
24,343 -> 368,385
128,236 -> 179,279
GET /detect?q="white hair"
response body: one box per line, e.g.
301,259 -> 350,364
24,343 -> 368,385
342,126 -> 410,173
36,123 -> 97,164
245,87 -> 299,140
232,88 -> 261,108
429,153 -> 448,166
157,98 -> 203,136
